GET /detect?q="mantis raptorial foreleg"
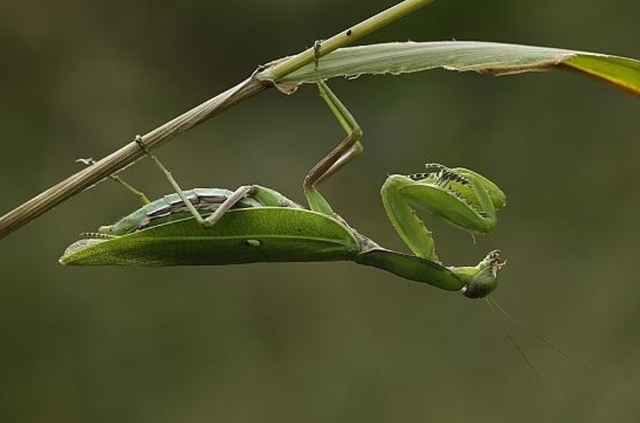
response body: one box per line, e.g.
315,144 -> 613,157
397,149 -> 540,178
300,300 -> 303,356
380,166 -> 505,264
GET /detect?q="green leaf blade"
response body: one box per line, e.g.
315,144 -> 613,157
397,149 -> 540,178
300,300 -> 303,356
563,54 -> 640,96
269,41 -> 640,97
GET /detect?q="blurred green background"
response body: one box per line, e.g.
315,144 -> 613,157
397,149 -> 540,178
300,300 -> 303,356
2,0 -> 640,422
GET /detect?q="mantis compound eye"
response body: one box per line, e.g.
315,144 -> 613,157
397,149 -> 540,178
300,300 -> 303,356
462,250 -> 505,299
463,267 -> 498,298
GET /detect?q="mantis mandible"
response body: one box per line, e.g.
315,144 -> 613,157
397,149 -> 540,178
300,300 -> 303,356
60,75 -> 507,299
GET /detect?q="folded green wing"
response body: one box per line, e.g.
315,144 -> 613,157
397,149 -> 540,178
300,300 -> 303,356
60,208 -> 360,266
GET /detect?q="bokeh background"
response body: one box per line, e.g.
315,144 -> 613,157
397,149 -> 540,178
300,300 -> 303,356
2,1 -> 640,422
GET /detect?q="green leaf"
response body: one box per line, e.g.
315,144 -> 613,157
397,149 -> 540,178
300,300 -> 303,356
269,41 -> 640,97
562,54 -> 640,96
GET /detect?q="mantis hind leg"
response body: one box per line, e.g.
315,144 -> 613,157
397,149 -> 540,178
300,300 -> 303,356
134,136 -> 279,230
200,185 -> 258,228
198,184 -> 302,228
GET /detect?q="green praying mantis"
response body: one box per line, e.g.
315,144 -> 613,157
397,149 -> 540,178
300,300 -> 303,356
58,48 -> 593,374
60,74 -> 507,300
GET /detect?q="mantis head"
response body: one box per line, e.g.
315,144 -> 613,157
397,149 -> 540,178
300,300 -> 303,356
459,249 -> 505,298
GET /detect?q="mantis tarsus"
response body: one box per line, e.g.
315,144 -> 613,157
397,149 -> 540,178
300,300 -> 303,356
60,78 -> 507,300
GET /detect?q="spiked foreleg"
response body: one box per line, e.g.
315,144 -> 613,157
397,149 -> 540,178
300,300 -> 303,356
380,175 -> 439,263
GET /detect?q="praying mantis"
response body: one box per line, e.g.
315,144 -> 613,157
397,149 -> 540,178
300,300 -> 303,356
57,46 -> 597,374
60,75 -> 507,299
60,35 -> 508,301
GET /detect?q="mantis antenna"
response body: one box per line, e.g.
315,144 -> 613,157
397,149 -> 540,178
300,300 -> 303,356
485,297 -> 542,377
487,297 -> 593,371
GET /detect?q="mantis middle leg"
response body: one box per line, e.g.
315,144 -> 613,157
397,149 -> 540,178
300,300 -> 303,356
303,80 -> 364,215
302,40 -> 365,216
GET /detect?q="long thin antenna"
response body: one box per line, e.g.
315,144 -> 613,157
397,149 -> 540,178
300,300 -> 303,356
488,297 -> 593,370
484,298 -> 543,378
